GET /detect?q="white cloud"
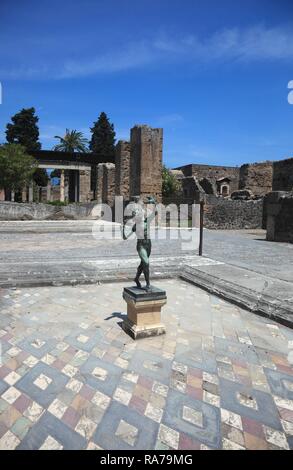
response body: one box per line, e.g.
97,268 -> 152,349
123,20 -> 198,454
1,25 -> 293,80
154,25 -> 293,63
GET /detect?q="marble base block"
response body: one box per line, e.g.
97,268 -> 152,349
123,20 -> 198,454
122,286 -> 167,339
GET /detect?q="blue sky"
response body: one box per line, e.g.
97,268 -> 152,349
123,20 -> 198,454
0,0 -> 293,167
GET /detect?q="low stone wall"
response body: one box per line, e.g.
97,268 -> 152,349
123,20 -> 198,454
203,196 -> 264,229
0,202 -> 101,220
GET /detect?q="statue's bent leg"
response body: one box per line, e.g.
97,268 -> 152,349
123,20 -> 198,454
134,261 -> 143,288
139,246 -> 150,290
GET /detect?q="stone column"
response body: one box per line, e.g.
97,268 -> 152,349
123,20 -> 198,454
11,191 -> 15,202
115,140 -> 130,200
29,183 -> 34,203
21,188 -> 27,202
79,169 -> 91,203
74,171 -> 79,202
103,163 -> 116,206
64,171 -> 69,203
130,125 -> 163,202
60,170 -> 65,202
96,164 -> 105,203
46,181 -> 52,202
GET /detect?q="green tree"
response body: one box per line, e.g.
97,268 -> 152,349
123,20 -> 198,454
6,107 -> 41,151
89,112 -> 115,159
53,129 -> 88,152
33,167 -> 49,186
0,144 -> 36,193
5,107 -> 49,187
162,165 -> 180,197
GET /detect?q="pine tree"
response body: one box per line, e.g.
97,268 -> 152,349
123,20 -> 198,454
6,107 -> 41,151
5,107 -> 49,187
89,112 -> 116,160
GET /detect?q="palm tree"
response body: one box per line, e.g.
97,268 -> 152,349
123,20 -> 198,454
53,129 -> 88,152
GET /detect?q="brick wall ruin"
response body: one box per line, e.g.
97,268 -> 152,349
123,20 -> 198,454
272,158 -> 293,192
102,163 -> 116,206
115,140 -> 130,199
175,164 -> 240,195
96,163 -> 116,206
239,162 -> 273,196
130,125 -> 163,202
95,125 -> 163,205
266,191 -> 293,243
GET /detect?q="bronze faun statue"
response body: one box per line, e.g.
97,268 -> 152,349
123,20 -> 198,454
123,196 -> 157,291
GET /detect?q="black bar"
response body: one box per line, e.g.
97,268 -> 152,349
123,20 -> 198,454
199,200 -> 204,256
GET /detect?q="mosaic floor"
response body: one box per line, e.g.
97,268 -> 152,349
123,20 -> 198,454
0,279 -> 293,450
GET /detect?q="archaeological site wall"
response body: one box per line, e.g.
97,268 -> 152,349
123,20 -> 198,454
101,163 -> 116,206
272,158 -> 293,192
266,191 -> 293,243
0,201 -> 99,220
175,164 -> 240,195
79,169 -> 92,202
130,125 -> 163,202
239,162 -> 273,197
115,140 -> 131,199
203,195 -> 264,230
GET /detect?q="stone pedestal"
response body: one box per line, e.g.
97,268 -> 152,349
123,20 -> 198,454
122,286 -> 167,339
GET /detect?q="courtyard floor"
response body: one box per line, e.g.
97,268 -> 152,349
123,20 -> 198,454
0,279 -> 293,450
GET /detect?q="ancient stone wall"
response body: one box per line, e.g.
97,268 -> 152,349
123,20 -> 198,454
203,195 -> 264,229
115,140 -> 130,199
266,191 -> 293,243
130,125 -> 163,201
181,176 -> 204,199
272,158 -> 293,192
239,162 -> 273,196
0,201 -> 102,220
174,164 -> 240,195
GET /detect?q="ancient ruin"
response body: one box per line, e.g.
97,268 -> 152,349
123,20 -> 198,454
0,124 -> 292,239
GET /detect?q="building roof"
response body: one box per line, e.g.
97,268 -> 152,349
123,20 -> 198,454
30,150 -> 115,165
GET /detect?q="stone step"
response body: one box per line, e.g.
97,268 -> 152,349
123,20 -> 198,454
181,263 -> 293,328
